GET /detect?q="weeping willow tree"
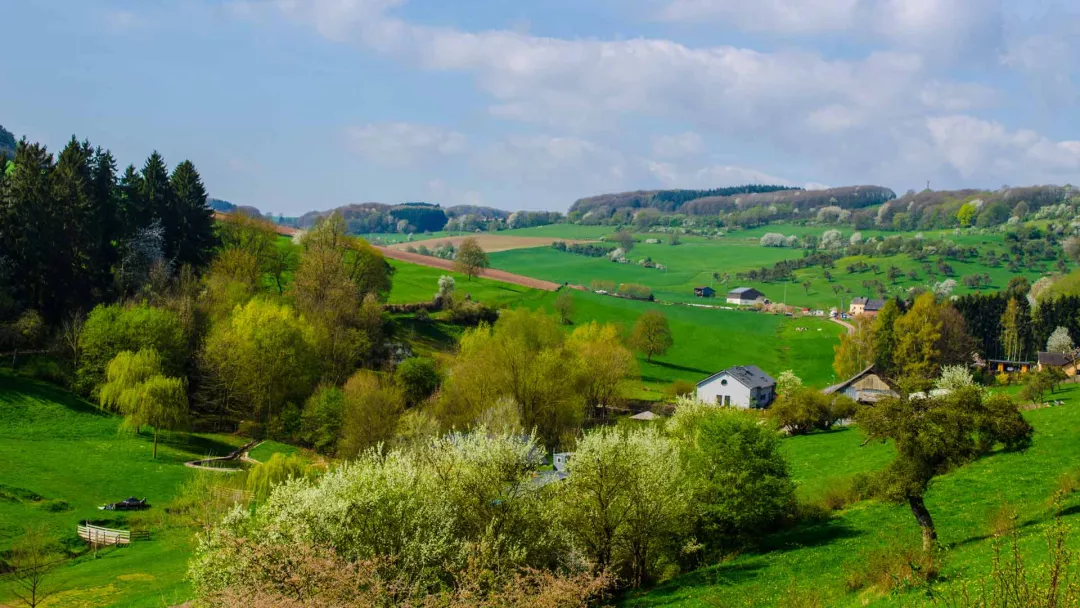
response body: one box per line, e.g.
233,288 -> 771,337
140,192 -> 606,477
100,349 -> 188,458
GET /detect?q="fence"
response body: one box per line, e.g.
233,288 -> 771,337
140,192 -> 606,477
77,523 -> 148,546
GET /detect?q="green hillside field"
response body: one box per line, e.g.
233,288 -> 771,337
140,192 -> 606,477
0,372 -> 247,608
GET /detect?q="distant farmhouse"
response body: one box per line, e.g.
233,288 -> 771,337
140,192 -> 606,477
1038,352 -> 1079,376
849,297 -> 885,316
697,365 -> 776,409
823,365 -> 899,404
694,286 -> 716,298
726,287 -> 767,306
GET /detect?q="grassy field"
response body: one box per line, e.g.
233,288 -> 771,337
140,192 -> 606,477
0,372 -> 246,608
488,225 -> 1054,309
625,384 -> 1080,607
386,258 -> 549,306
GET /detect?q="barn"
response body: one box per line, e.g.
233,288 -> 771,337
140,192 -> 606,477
726,287 -> 766,306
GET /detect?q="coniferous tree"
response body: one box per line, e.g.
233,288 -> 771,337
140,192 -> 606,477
873,299 -> 900,375
140,151 -> 175,257
169,160 -> 216,268
51,137 -> 95,312
118,164 -> 148,237
89,147 -> 120,290
1,140 -> 56,315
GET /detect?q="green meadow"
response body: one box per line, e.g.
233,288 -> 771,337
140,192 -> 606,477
0,372 -> 246,608
626,384 -> 1080,607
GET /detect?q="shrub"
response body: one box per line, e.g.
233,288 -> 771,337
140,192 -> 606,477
667,379 -> 697,399
394,357 -> 441,407
447,300 -> 499,326
301,385 -> 345,455
768,389 -> 855,435
617,283 -> 653,300
589,279 -> 617,292
844,542 -> 939,593
246,453 -> 313,502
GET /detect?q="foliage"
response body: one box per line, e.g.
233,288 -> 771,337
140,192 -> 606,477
1001,297 -> 1025,362
300,385 -> 345,455
776,370 -> 803,396
454,237 -> 490,280
79,303 -> 186,394
99,349 -> 188,458
768,388 -> 857,435
1047,326 -> 1075,354
338,370 -> 404,458
567,321 -> 637,418
553,290 -> 574,324
833,315 -> 877,378
200,299 -> 320,428
936,365 -> 975,392
394,357 -> 441,407
668,400 -> 795,550
246,453 -> 313,502
5,526 -> 60,608
558,426 -> 690,586
894,292 -> 944,381
629,311 -> 673,362
856,386 -> 1033,549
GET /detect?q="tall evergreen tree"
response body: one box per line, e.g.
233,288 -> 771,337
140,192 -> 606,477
51,137 -> 96,313
90,148 -> 120,286
140,151 -> 176,258
873,299 -> 901,375
0,140 -> 57,315
118,164 -> 148,237
168,160 -> 216,268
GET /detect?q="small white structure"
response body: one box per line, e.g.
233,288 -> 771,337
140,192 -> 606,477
553,452 -> 573,472
726,287 -> 767,306
696,365 -> 777,409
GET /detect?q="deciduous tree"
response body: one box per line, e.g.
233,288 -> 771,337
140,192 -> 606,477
453,237 -> 489,280
629,310 -> 673,363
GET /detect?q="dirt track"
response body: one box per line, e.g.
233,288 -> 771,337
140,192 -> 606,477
377,246 -> 580,292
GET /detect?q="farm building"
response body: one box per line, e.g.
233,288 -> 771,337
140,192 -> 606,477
694,286 -> 716,298
986,359 -> 1035,374
823,365 -> 899,404
849,298 -> 885,316
1038,352 -> 1079,376
726,287 -> 766,306
697,365 -> 776,409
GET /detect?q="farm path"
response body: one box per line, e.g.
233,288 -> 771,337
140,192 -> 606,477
830,317 -> 856,335
376,246 -> 585,292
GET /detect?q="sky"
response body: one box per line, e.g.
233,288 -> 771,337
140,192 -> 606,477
1,0 -> 1078,215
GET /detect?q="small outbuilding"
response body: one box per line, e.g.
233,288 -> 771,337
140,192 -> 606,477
694,286 -> 716,298
696,365 -> 777,409
726,287 -> 767,306
823,365 -> 898,404
986,359 -> 1035,374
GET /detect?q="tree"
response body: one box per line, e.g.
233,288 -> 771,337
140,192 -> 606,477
394,357 -> 441,407
834,315 -> 877,378
454,237 -> 489,280
857,387 -> 1032,549
338,370 -> 404,458
776,370 -> 803,396
629,310 -> 673,362
168,160 -> 216,268
78,303 -> 186,394
893,293 -> 942,381
99,349 -> 189,458
246,453 -> 312,502
301,384 -> 345,454
1065,237 -> 1080,265
1047,326 -> 1074,354
767,388 -> 856,435
6,527 -> 58,608
612,230 -> 636,253
567,321 -> 637,418
554,290 -> 575,324
668,399 -> 795,549
558,427 -> 689,586
873,299 -> 901,374
1001,297 -> 1024,362
200,299 -> 320,428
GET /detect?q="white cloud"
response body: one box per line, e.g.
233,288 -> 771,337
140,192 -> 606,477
647,161 -> 795,189
652,132 -> 705,158
345,122 -> 466,164
105,9 -> 147,32
926,115 -> 1080,179
657,0 -> 861,33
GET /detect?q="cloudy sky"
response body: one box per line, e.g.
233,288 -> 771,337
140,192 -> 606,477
2,1 -> 1078,214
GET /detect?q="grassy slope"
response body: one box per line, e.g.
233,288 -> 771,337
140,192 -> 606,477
626,384 -> 1080,607
387,262 -> 845,393
0,372 -> 246,608
489,226 -> 1054,309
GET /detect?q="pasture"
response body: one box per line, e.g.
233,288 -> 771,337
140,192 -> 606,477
0,372 -> 246,608
626,385 -> 1080,607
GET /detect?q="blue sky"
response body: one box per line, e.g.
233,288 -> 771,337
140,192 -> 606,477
2,0 -> 1078,214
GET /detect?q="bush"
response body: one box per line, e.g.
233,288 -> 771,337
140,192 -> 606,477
589,279 -> 617,292
667,379 -> 697,399
447,300 -> 499,326
246,453 -> 313,502
617,283 -> 653,301
394,357 -> 441,406
768,389 -> 856,435
301,385 -> 345,455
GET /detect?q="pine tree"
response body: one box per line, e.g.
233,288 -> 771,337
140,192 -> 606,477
51,137 -> 95,312
90,147 -> 120,289
1,140 -> 57,314
118,164 -> 148,237
140,151 -> 175,258
169,160 -> 216,268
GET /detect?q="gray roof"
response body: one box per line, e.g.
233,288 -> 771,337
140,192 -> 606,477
851,297 -> 885,310
1038,352 -> 1073,367
823,365 -> 883,395
728,287 -> 758,295
697,365 -> 776,390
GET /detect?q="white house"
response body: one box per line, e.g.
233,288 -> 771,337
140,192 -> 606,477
726,287 -> 767,306
696,365 -> 777,409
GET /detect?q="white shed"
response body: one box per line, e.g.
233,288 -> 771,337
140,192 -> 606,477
696,365 -> 777,409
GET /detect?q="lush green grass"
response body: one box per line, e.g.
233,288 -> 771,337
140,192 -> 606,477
489,224 -> 1055,309
626,384 -> 1080,607
523,291 -> 845,395
0,372 -> 246,608
386,258 -> 547,307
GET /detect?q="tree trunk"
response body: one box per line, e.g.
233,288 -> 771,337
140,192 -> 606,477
908,495 -> 937,551
153,428 -> 158,459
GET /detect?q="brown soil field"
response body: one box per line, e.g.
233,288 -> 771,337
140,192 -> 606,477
376,247 -> 585,292
385,235 -> 591,253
